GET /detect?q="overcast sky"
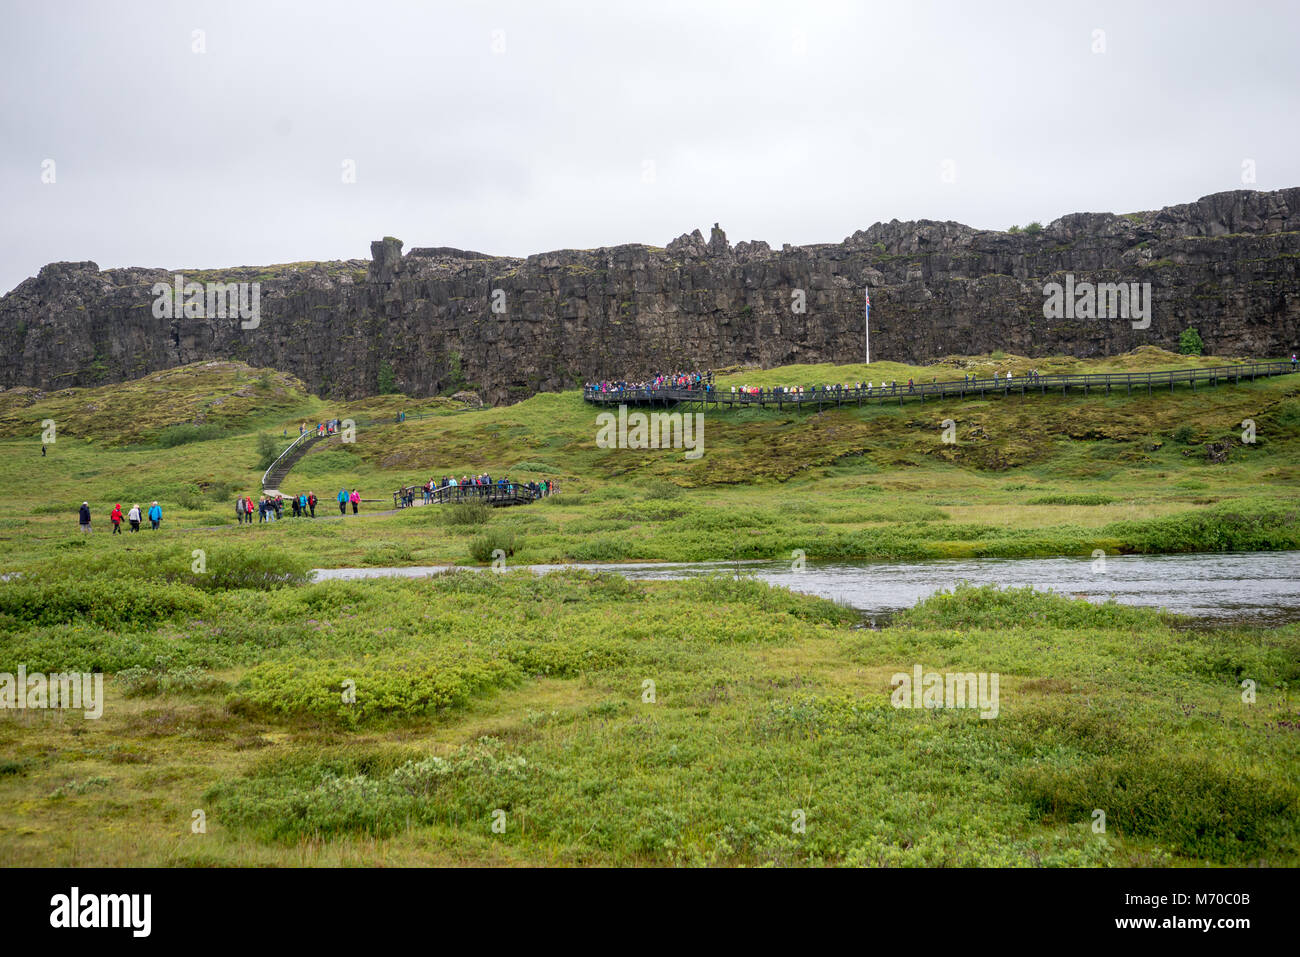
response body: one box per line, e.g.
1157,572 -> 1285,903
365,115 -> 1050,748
2,0 -> 1297,294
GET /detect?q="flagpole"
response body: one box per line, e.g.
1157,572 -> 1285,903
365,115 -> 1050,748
865,284 -> 871,365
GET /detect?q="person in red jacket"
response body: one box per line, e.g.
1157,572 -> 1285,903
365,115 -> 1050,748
110,503 -> 123,534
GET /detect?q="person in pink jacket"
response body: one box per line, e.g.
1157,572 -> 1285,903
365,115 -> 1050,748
349,488 -> 360,514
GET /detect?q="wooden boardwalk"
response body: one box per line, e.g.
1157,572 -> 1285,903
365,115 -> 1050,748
584,360 -> 1299,411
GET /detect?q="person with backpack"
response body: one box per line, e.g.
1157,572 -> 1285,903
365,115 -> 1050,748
128,504 -> 141,532
308,491 -> 317,518
148,501 -> 162,530
78,501 -> 92,533
349,489 -> 360,514
338,488 -> 348,515
111,503 -> 123,534
235,496 -> 245,525
291,494 -> 301,518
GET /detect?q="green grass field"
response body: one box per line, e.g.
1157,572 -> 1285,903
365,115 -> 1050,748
1,348 -> 1297,866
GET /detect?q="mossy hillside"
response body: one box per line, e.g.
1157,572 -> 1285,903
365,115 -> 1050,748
0,349 -> 1297,568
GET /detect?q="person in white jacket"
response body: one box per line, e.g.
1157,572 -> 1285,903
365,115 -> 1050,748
127,504 -> 142,532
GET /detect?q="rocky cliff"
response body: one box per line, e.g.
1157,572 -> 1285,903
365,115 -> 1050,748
3,188 -> 1298,404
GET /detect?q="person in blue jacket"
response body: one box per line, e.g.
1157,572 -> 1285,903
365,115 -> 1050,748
148,501 -> 162,530
338,488 -> 348,515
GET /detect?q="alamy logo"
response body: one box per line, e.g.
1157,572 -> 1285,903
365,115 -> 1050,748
890,664 -> 999,719
50,887 -> 151,937
1043,273 -> 1150,329
0,667 -> 103,719
152,273 -> 261,329
595,404 -> 704,460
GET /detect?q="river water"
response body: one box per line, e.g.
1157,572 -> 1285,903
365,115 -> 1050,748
311,550 -> 1300,625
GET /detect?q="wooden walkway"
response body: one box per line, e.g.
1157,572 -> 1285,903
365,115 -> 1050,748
584,360 -> 1299,411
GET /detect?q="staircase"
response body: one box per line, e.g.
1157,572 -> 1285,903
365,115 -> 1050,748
262,431 -> 326,494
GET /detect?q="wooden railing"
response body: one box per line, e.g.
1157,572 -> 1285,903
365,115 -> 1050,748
583,360 -> 1298,410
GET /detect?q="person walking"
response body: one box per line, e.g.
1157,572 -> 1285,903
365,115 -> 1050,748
78,501 -> 92,533
338,488 -> 348,515
235,496 -> 244,525
148,501 -> 162,530
350,488 -> 360,514
128,504 -> 141,532
111,503 -> 123,534
308,491 -> 317,518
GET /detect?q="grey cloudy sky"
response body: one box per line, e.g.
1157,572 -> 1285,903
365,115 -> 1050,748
2,0 -> 1298,294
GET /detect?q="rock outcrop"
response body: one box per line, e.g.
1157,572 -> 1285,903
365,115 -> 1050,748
2,188 -> 1297,405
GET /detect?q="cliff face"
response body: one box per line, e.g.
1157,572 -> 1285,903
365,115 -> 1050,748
3,188 -> 1298,405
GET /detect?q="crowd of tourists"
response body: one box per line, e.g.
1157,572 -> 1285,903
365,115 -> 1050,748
300,419 -> 345,437
586,370 -> 714,394
236,488 -> 363,523
78,501 -> 163,533
397,473 -> 558,507
586,368 -> 1059,400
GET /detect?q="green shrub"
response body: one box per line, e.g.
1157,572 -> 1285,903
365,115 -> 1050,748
641,479 -> 683,500
442,502 -> 490,527
256,433 -> 280,469
118,665 -> 225,697
1109,500 -> 1300,553
567,535 -> 630,562
1016,755 -> 1297,863
207,737 -> 531,841
174,485 -> 206,510
154,423 -> 227,448
26,543 -> 312,592
0,579 -> 211,631
1178,327 -> 1204,355
469,529 -> 517,563
1026,493 -> 1114,506
227,655 -> 520,725
894,582 -> 1163,631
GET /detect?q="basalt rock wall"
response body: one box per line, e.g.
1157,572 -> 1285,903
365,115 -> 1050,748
3,188 -> 1298,405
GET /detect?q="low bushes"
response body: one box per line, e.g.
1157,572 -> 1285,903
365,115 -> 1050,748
468,529 -> 517,563
1027,493 -> 1114,506
206,737 -> 533,842
1016,755 -> 1297,863
153,423 -> 227,448
893,582 -> 1162,632
227,653 -> 521,724
0,578 -> 210,630
442,502 -> 491,527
